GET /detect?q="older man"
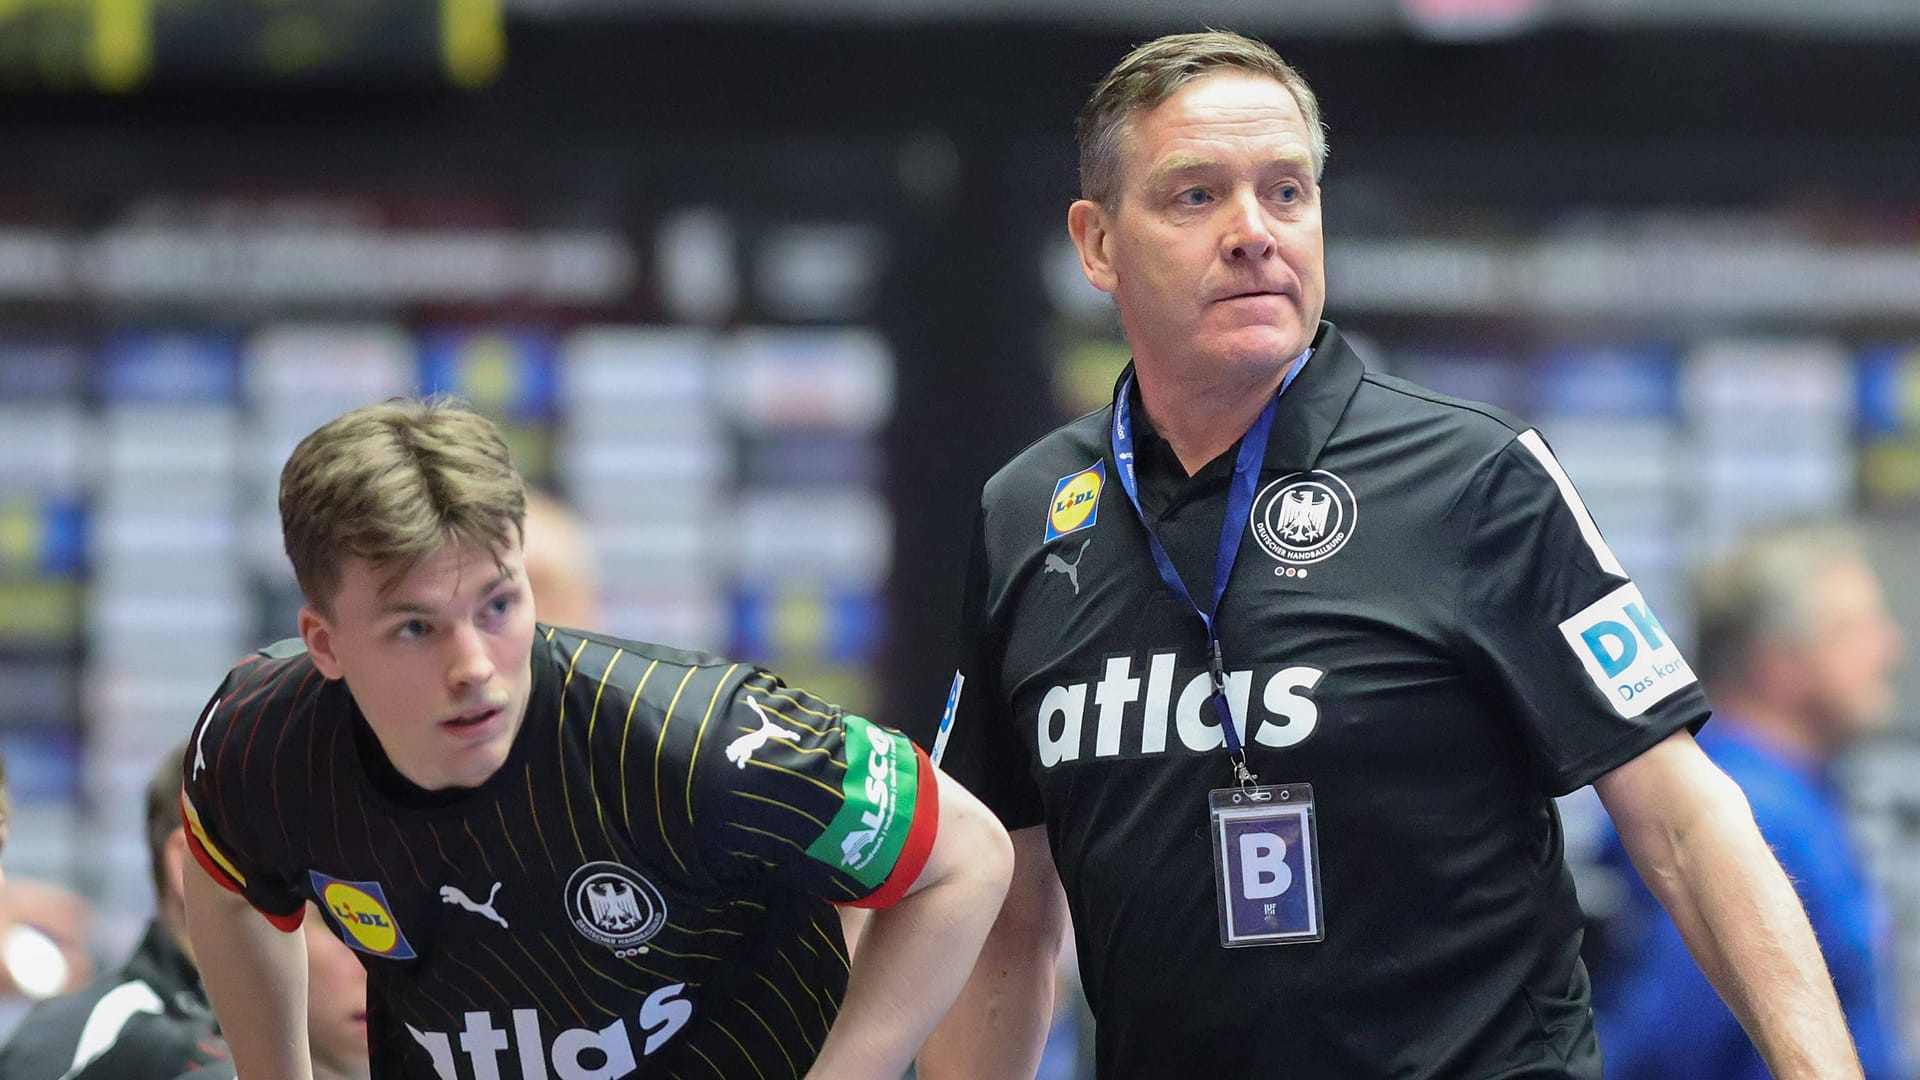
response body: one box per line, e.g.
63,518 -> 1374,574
912,29 -> 1863,1080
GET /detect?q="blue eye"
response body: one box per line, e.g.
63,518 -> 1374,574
396,619 -> 429,640
1176,187 -> 1210,207
1274,184 -> 1300,203
488,594 -> 512,616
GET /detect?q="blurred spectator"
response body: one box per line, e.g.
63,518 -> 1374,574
0,744 -> 227,1079
523,488 -> 601,629
1593,522 -> 1911,1079
173,903 -> 368,1080
0,749 -> 94,1035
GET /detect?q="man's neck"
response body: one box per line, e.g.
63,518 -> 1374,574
1135,360 -> 1293,477
1707,689 -> 1829,766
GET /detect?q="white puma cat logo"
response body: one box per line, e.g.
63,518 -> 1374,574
726,697 -> 800,768
439,882 -> 509,929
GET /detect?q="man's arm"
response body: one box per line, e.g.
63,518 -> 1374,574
182,860 -> 312,1080
804,767 -> 1013,1080
915,825 -> 1067,1080
1594,729 -> 1861,1080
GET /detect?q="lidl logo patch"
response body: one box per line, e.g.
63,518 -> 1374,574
310,871 -> 417,959
1046,461 -> 1105,542
1558,582 -> 1698,718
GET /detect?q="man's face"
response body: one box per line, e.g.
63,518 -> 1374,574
1071,71 -> 1326,387
1797,556 -> 1905,744
305,907 -> 370,1078
301,538 -> 536,791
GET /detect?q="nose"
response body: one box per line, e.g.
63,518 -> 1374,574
1221,188 -> 1277,262
445,622 -> 496,695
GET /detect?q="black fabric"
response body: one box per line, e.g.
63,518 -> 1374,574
0,922 -> 228,1080
911,321 -> 1709,1080
182,627 -> 930,1079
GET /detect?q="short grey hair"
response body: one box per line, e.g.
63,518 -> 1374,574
1692,522 -> 1866,686
1076,30 -> 1329,209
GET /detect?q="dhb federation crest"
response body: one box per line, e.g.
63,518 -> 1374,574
1250,470 -> 1357,566
565,862 -> 668,958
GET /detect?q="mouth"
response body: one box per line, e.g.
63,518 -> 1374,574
441,705 -> 502,732
1217,288 -> 1289,303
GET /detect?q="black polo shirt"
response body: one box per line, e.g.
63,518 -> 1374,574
916,322 -> 1709,1079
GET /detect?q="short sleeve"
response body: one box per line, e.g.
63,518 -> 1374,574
903,513 -> 1044,830
687,670 -> 938,910
1455,430 -> 1710,795
180,663 -> 307,931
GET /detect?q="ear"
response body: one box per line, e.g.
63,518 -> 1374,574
1067,199 -> 1120,295
300,605 -> 345,680
164,827 -> 189,904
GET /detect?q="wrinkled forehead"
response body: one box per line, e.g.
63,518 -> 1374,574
1121,73 -> 1314,176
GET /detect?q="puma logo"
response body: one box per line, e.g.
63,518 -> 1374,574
439,882 -> 509,929
726,697 -> 800,768
1044,537 -> 1093,595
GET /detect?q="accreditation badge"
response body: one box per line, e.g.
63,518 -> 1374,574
1208,783 -> 1323,948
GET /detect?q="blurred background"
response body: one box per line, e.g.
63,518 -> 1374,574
3,0 -> 1920,1075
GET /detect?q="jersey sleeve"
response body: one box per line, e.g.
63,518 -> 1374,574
1454,430 -> 1710,795
903,513 -> 1044,830
179,661 -> 308,932
686,669 -> 938,909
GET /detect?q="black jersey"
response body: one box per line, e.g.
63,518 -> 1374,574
917,322 -> 1708,1080
0,923 -> 228,1080
181,626 -> 935,1079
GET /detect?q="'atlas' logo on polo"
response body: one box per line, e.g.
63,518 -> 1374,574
1034,652 -> 1327,766
310,872 -> 417,960
1045,460 -> 1105,542
406,985 -> 692,1080
1559,582 -> 1698,719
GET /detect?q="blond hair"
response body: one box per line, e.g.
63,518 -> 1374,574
279,397 -> 527,610
1077,30 -> 1328,209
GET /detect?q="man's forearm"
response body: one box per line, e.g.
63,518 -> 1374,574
915,825 -> 1065,1080
1642,768 -> 1860,1078
805,769 -> 1014,1080
807,869 -> 1008,1079
184,865 -> 314,1080
913,911 -> 1060,1079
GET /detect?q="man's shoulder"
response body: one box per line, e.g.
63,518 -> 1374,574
979,408 -> 1110,513
203,641 -> 330,731
189,642 -> 333,783
0,973 -> 221,1078
538,626 -> 764,732
540,626 -> 754,685
1349,370 -> 1530,451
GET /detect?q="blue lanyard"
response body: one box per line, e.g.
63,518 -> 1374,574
1110,356 -> 1308,783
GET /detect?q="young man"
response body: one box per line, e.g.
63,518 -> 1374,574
0,746 -> 229,1080
914,30 -> 1862,1080
181,398 -> 1012,1079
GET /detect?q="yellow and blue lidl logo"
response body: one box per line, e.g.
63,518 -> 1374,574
310,872 -> 417,959
1045,460 -> 1106,542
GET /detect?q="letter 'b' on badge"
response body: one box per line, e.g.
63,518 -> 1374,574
1238,833 -> 1292,899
